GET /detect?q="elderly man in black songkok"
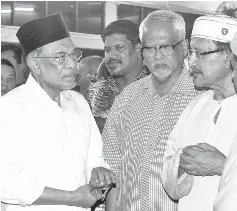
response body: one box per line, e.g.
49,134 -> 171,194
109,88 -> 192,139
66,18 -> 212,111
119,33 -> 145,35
1,13 -> 115,211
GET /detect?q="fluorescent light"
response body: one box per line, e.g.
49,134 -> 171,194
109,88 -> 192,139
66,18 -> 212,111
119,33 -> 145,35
1,9 -> 12,13
15,7 -> 34,12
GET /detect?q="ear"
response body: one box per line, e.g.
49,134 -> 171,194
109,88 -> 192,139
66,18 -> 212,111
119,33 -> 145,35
182,39 -> 188,59
28,58 -> 40,75
135,43 -> 142,58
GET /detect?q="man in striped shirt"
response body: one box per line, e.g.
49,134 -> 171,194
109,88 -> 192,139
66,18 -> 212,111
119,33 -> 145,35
103,10 -> 202,211
84,20 -> 150,133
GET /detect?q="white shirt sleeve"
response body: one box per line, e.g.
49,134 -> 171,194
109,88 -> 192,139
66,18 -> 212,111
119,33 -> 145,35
213,135 -> 237,211
161,98 -> 197,200
0,99 -> 45,206
84,98 -> 110,182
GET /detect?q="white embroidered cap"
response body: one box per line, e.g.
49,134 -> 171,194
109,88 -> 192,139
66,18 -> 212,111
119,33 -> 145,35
231,30 -> 237,55
191,15 -> 237,43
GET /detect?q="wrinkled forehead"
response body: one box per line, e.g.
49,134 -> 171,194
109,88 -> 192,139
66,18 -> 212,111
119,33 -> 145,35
42,37 -> 75,55
190,37 -> 217,49
142,20 -> 177,44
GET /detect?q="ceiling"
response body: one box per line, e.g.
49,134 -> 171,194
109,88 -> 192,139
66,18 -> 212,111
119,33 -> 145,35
120,1 -> 230,15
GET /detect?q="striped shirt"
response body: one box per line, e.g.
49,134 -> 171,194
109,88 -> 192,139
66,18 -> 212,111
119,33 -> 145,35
84,66 -> 150,119
102,66 -> 202,211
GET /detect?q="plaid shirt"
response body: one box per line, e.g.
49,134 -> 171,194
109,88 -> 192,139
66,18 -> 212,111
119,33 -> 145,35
84,66 -> 150,118
102,66 -> 202,211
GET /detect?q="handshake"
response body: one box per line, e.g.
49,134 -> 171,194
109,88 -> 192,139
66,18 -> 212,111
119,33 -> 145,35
72,167 -> 116,208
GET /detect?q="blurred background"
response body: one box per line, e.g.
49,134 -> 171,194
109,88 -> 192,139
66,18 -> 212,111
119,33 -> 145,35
1,1 -> 237,57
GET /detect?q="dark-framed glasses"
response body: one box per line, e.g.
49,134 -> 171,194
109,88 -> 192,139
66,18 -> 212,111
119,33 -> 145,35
141,39 -> 185,58
188,49 -> 224,59
34,49 -> 83,65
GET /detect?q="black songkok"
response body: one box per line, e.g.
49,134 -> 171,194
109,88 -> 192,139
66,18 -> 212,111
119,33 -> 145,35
16,13 -> 70,56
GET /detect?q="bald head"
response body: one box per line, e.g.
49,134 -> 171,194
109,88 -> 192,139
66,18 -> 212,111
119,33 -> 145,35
79,56 -> 103,70
77,55 -> 103,93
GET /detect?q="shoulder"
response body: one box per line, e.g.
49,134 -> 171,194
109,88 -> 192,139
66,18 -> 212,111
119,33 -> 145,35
0,93 -> 26,123
188,90 -> 213,105
71,90 -> 90,109
0,84 -> 29,111
111,76 -> 145,109
118,75 -> 150,101
182,90 -> 214,116
85,79 -> 116,97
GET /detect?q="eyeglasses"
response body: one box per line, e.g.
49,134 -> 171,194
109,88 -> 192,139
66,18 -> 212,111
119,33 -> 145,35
34,49 -> 83,65
141,39 -> 184,58
188,49 -> 224,59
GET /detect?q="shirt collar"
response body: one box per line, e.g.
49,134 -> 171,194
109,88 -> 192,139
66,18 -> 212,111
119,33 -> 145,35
144,63 -> 195,97
25,74 -> 73,107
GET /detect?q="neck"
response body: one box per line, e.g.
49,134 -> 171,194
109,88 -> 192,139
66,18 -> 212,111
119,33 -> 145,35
211,73 -> 236,100
32,74 -> 61,106
115,60 -> 143,92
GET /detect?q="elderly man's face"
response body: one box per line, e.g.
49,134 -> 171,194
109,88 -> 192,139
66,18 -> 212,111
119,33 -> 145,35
104,34 -> 140,78
34,37 -> 78,91
189,38 -> 231,89
231,53 -> 237,90
1,64 -> 16,96
142,20 -> 185,83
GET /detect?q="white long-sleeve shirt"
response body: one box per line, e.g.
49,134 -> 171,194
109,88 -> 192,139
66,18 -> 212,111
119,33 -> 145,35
213,134 -> 237,211
162,90 -> 237,211
0,74 -> 108,211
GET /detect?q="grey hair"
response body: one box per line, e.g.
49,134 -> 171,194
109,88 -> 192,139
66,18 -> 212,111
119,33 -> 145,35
26,47 -> 44,68
139,10 -> 186,42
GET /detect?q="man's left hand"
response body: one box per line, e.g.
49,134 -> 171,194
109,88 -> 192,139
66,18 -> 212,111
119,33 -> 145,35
90,167 -> 116,189
179,143 -> 226,176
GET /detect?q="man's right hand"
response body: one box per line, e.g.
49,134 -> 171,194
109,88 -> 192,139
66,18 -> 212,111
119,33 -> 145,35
70,184 -> 102,208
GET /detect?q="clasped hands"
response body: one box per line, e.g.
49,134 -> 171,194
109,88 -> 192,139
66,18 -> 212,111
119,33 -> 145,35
90,166 -> 116,197
71,167 -> 115,208
178,143 -> 226,177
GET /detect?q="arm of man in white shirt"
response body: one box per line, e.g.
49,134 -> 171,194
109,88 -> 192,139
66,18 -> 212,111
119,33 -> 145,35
179,143 -> 226,176
214,135 -> 237,211
0,98 -> 101,208
85,97 -> 116,190
32,185 -> 101,207
2,162 -> 100,208
161,99 -> 195,200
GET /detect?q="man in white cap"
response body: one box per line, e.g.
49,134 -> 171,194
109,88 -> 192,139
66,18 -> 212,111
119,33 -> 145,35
0,13 -> 115,211
162,15 -> 237,211
213,31 -> 237,211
